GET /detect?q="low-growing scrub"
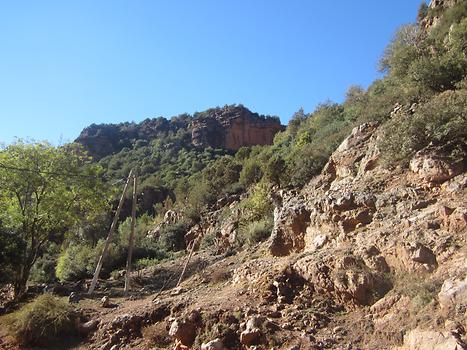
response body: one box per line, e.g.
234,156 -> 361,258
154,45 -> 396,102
1,294 -> 77,346
238,218 -> 274,246
379,89 -> 467,164
142,321 -> 171,348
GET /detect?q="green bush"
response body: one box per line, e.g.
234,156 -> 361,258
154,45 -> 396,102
240,183 -> 273,221
29,253 -> 57,284
1,294 -> 77,346
239,160 -> 263,187
55,244 -> 97,281
408,50 -> 467,92
159,221 -> 191,252
135,257 -> 161,271
429,1 -> 467,44
379,89 -> 467,163
238,218 -> 273,245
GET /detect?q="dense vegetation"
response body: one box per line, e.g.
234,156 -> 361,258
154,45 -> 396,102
0,0 -> 465,308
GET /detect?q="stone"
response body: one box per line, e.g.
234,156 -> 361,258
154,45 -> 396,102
312,234 -> 328,250
170,287 -> 185,296
169,319 -> 196,346
394,328 -> 464,350
76,319 -> 100,334
370,294 -> 401,315
201,338 -> 226,350
240,328 -> 261,346
269,197 -> 311,256
410,152 -> 462,184
101,296 -> 111,308
409,243 -> 437,265
438,277 -> 467,313
444,207 -> 467,233
68,291 -> 79,303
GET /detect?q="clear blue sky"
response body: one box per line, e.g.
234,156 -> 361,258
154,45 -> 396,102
0,0 -> 426,144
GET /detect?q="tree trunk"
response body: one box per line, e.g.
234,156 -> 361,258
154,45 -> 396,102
13,265 -> 30,299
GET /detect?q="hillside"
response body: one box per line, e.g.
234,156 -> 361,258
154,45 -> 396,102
0,0 -> 466,349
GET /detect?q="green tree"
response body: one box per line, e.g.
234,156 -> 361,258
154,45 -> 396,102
264,155 -> 286,186
417,2 -> 428,23
0,141 -> 108,297
379,24 -> 420,76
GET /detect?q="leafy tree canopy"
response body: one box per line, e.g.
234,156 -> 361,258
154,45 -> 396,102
0,141 -> 109,297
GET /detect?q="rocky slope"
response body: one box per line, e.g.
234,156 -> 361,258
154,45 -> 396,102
2,1 -> 464,349
42,117 -> 464,350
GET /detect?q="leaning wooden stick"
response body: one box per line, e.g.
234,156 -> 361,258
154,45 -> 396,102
176,238 -> 197,287
88,169 -> 133,295
124,172 -> 137,296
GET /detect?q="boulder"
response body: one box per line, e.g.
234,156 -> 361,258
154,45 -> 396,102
269,197 -> 310,256
410,153 -> 462,184
68,291 -> 80,303
101,296 -> 111,308
394,328 -> 464,350
201,338 -> 226,350
240,328 -> 261,346
76,319 -> 100,334
169,319 -> 196,347
438,277 -> 467,313
409,243 -> 437,265
239,316 -> 265,346
444,207 -> 467,233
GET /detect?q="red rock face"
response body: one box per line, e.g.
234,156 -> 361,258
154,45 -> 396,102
191,106 -> 284,150
224,116 -> 284,150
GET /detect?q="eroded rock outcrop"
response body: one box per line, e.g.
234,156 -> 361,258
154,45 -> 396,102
268,117 -> 466,314
191,105 -> 284,150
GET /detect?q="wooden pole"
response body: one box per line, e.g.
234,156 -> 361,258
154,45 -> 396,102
88,169 -> 133,295
124,172 -> 137,296
176,239 -> 197,288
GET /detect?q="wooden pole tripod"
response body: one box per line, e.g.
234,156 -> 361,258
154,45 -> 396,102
88,169 -> 133,295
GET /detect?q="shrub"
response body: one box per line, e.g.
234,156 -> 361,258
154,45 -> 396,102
158,221 -> 191,252
1,294 -> 77,346
142,321 -> 171,348
55,244 -> 96,281
135,257 -> 161,271
408,51 -> 467,92
29,253 -> 57,284
240,184 -> 273,221
238,218 -> 273,245
379,24 -> 420,76
239,160 -> 263,187
264,155 -> 287,185
379,89 -> 467,163
429,1 -> 467,44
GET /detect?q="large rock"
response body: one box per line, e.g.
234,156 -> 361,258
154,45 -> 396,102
201,338 -> 226,350
239,316 -> 265,346
410,152 -> 463,184
269,196 -> 310,256
394,328 -> 464,350
169,319 -> 197,347
293,254 -> 381,306
438,277 -> 467,313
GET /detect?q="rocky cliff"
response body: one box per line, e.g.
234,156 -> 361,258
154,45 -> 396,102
76,105 -> 284,160
191,105 -> 284,150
